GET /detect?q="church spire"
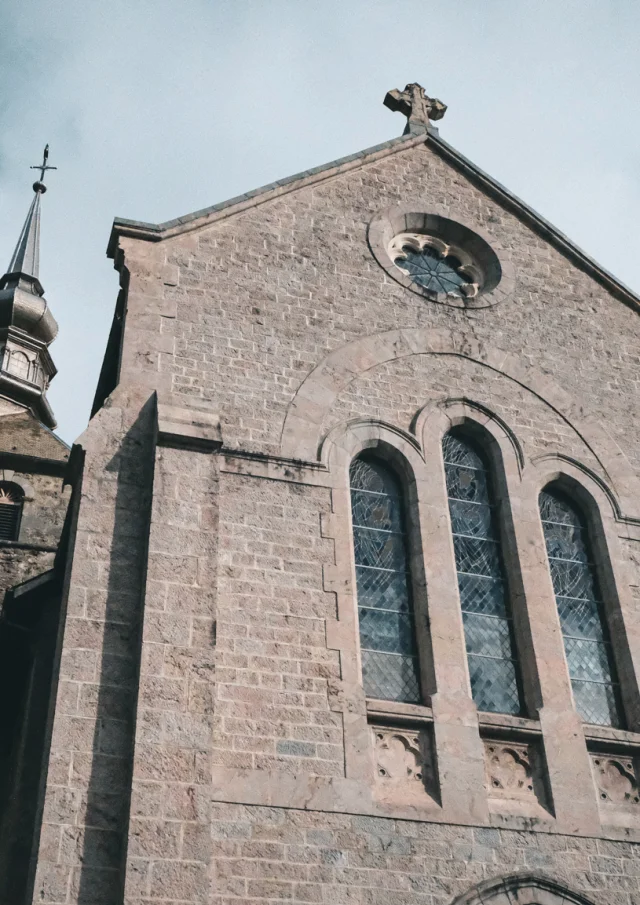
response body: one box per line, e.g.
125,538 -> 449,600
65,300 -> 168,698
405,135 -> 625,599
3,146 -> 57,291
6,191 -> 43,284
0,147 -> 59,429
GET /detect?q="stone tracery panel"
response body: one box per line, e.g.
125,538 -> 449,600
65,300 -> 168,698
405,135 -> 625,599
591,752 -> 640,808
484,740 -> 542,805
372,724 -> 438,802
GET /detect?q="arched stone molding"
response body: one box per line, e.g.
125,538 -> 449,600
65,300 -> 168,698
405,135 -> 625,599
452,872 -> 599,905
322,418 -> 489,821
320,418 -> 423,474
415,397 -> 525,478
529,454 -> 622,523
280,327 -> 640,521
0,472 -> 35,500
525,456 -> 640,732
321,420 -> 434,788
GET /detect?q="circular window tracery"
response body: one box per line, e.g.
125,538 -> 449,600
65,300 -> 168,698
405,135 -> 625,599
368,209 -> 515,309
389,233 -> 482,299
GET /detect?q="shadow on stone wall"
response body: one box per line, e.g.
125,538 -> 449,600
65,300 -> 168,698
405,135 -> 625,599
75,398 -> 156,905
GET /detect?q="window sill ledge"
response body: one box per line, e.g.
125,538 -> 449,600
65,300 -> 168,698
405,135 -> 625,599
478,711 -> 542,738
366,698 -> 433,725
584,724 -> 640,750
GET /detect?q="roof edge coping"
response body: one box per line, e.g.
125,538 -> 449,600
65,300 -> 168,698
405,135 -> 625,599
107,132 -> 422,255
428,132 -> 640,312
106,127 -> 640,313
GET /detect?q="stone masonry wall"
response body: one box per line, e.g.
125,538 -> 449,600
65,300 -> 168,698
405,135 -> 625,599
0,470 -> 71,596
33,393 -> 156,905
126,442 -> 219,904
206,805 -> 640,905
154,140 -> 640,467
212,472 -> 340,775
319,353 -> 605,479
0,547 -> 55,594
32,131 -> 640,905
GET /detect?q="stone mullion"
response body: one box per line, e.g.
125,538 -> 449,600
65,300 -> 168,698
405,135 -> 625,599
508,478 -> 601,833
591,517 -> 640,731
415,439 -> 489,824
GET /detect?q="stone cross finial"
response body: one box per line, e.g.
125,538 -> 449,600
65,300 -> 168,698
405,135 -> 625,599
384,83 -> 447,134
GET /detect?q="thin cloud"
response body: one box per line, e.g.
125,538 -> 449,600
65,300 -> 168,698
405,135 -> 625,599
0,0 -> 638,440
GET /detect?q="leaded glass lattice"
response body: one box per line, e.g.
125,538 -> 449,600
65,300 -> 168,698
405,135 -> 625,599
350,456 -> 421,703
443,432 -> 522,715
539,488 -> 623,727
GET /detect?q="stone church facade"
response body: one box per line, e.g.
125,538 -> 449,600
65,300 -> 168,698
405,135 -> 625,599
1,85 -> 640,905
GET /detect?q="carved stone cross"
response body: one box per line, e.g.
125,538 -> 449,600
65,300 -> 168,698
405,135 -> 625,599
384,83 -> 447,133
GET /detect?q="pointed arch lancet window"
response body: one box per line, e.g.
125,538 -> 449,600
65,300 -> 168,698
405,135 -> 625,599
350,456 -> 421,703
539,488 -> 623,727
443,432 -> 522,715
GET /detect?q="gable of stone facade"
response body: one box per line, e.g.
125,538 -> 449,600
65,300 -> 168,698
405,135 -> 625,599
27,128 -> 640,905
110,137 -> 639,471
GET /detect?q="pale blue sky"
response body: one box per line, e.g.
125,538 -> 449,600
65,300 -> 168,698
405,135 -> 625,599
1,0 -> 639,441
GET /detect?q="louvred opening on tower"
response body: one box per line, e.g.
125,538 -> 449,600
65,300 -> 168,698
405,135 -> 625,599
0,483 -> 24,541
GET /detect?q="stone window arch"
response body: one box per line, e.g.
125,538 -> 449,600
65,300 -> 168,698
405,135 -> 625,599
349,453 -> 422,703
442,427 -> 524,715
0,482 -> 24,541
539,482 -> 624,728
453,873 -> 599,905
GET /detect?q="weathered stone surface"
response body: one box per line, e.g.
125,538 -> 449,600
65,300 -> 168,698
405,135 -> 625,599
26,106 -> 640,905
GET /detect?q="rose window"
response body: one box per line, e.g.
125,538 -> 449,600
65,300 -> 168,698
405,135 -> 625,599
389,234 -> 481,299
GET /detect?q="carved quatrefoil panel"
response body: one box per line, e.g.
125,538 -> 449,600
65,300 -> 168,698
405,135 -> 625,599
484,739 -> 549,813
372,726 -> 438,801
591,754 -> 640,809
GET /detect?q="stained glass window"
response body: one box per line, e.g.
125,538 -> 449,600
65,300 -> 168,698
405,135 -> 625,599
443,432 -> 523,715
394,245 -> 471,297
350,456 -> 421,703
539,488 -> 623,727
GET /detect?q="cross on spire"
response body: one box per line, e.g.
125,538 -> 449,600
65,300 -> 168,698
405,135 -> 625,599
384,83 -> 447,134
30,144 -> 57,194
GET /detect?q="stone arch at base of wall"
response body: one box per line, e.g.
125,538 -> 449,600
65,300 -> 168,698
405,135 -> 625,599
452,872 -> 600,905
280,327 -> 639,519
